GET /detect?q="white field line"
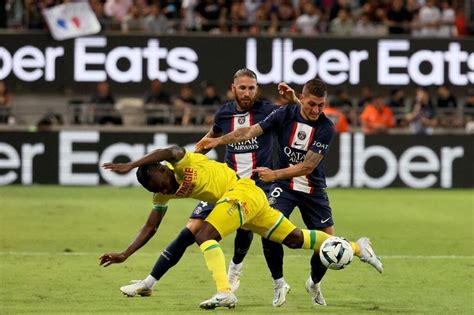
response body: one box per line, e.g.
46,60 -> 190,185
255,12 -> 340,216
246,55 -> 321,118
0,251 -> 472,259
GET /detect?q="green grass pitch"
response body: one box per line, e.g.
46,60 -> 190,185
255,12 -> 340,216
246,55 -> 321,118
1,186 -> 473,314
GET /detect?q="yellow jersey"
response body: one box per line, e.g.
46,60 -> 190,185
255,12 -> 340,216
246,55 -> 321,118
152,151 -> 238,209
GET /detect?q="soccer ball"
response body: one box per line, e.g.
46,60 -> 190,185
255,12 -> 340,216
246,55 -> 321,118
319,236 -> 354,270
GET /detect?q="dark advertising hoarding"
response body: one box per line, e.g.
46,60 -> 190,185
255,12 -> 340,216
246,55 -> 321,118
0,131 -> 472,188
1,34 -> 473,93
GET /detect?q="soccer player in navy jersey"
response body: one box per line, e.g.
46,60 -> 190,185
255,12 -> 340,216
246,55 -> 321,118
115,68 -> 285,302
197,78 -> 382,306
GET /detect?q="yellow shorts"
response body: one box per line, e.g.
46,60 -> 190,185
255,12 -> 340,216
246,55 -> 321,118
205,178 -> 297,243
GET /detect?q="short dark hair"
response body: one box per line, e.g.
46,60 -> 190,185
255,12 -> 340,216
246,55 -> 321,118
303,79 -> 327,98
136,164 -> 157,192
233,68 -> 257,81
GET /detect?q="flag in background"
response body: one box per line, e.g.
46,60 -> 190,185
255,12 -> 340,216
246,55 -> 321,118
43,2 -> 101,41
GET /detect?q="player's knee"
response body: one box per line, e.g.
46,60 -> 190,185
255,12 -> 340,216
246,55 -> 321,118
282,229 -> 304,249
320,225 -> 335,235
194,222 -> 221,245
186,218 -> 203,235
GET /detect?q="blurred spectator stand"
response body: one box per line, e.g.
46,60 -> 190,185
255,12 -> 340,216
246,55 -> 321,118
143,79 -> 173,125
405,87 -> 438,135
360,94 -> 395,134
436,85 -> 461,128
173,84 -> 196,126
0,81 -> 13,124
324,104 -> 349,133
90,82 -> 122,125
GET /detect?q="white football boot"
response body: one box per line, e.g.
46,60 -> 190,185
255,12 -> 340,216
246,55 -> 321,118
227,261 -> 243,293
305,276 -> 326,306
199,292 -> 238,309
120,280 -> 152,297
272,279 -> 291,307
356,237 -> 383,273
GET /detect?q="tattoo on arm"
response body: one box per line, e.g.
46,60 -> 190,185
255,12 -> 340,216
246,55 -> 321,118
220,124 -> 264,144
302,151 -> 324,173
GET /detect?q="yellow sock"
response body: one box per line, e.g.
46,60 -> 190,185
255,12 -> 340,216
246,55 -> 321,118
351,241 -> 361,256
200,240 -> 230,293
301,229 -> 332,251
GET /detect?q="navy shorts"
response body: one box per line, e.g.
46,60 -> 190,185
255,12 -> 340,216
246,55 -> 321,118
266,183 -> 334,229
189,180 -> 272,220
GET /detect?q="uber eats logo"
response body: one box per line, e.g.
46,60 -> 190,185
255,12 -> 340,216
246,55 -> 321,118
245,39 -> 474,86
327,134 -> 464,189
0,37 -> 199,83
2,37 -> 473,86
0,132 -> 217,186
0,132 -> 467,188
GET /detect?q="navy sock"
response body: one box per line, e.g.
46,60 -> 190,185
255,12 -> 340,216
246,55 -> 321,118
262,237 -> 284,280
150,227 -> 195,280
232,228 -> 253,264
310,252 -> 328,283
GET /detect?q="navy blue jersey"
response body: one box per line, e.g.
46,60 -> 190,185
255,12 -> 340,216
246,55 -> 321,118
259,104 -> 336,192
213,99 -> 277,179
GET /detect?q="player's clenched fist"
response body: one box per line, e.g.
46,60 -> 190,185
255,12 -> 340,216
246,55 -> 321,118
254,167 -> 277,182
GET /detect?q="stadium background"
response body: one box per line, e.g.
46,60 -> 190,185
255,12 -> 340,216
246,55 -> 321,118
0,1 -> 473,314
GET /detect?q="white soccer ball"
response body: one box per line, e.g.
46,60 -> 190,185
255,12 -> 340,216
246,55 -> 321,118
319,236 -> 354,270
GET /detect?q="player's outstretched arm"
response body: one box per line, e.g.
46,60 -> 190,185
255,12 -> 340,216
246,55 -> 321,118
194,127 -> 222,154
195,124 -> 264,151
102,145 -> 185,173
99,209 -> 166,267
255,151 -> 324,182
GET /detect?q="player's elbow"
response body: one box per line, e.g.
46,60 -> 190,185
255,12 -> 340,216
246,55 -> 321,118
302,165 -> 315,176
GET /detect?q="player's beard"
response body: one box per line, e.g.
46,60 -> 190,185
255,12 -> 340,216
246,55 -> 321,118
235,95 -> 255,111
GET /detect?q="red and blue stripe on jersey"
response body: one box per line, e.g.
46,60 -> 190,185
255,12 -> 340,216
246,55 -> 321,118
259,104 -> 336,193
212,100 -> 277,179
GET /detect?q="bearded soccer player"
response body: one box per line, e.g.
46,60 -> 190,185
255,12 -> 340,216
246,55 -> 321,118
103,69 -> 286,305
196,79 -> 384,306
99,146 -> 383,309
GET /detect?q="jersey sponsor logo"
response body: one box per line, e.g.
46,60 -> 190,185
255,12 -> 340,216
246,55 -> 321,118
226,203 -> 239,216
283,146 -> 306,164
228,137 -> 259,151
176,167 -> 196,197
313,141 -> 329,150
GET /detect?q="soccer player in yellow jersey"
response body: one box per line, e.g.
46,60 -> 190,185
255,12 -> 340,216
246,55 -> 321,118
100,145 -> 383,309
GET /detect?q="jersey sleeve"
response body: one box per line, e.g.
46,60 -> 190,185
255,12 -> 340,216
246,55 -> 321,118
310,123 -> 336,156
259,106 -> 286,133
172,150 -> 192,176
212,106 -> 225,134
